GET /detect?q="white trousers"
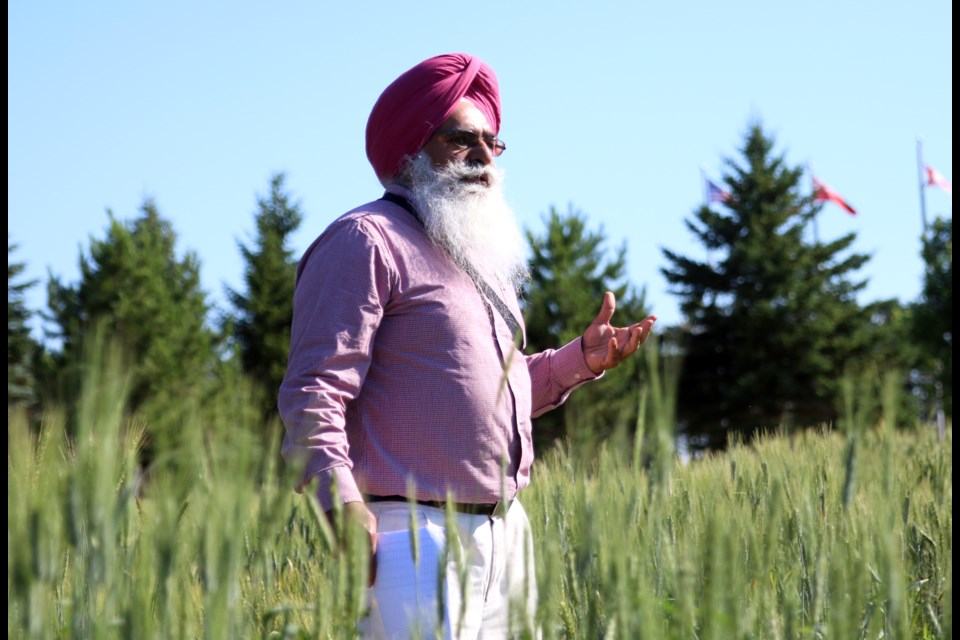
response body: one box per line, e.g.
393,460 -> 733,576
358,499 -> 538,639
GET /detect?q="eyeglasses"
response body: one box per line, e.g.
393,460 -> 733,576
434,129 -> 506,157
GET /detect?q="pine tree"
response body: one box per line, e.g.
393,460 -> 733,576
911,216 -> 952,420
661,123 -> 875,450
523,205 -> 648,452
8,239 -> 40,409
226,173 -> 303,418
46,199 -> 216,422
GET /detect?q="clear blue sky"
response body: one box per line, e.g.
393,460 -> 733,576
8,1 -> 953,342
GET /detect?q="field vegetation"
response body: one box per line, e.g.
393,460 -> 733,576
8,341 -> 952,639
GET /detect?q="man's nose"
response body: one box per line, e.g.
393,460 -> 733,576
465,140 -> 494,165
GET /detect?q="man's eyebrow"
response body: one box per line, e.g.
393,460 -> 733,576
439,128 -> 494,137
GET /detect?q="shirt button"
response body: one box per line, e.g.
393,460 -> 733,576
574,373 -> 582,380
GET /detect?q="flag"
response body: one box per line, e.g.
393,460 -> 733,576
925,165 -> 952,195
705,177 -> 731,203
812,176 -> 857,215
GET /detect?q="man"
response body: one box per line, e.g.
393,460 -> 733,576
279,52 -> 657,638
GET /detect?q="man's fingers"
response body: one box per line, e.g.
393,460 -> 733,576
593,291 -> 616,327
635,317 -> 658,345
619,320 -> 654,359
586,311 -> 658,373
606,337 -> 619,366
369,531 -> 378,587
332,502 -> 379,586
367,514 -> 378,586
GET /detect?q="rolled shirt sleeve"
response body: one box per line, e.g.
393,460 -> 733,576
526,338 -> 601,419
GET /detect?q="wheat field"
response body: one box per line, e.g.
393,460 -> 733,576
8,346 -> 952,638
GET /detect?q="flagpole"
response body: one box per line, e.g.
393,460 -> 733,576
699,166 -> 713,270
916,137 -> 929,239
700,165 -> 708,206
916,139 -> 946,439
807,164 -> 820,244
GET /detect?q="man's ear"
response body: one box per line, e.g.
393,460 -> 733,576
388,156 -> 418,189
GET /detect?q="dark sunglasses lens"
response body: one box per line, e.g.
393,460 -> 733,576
443,130 -> 503,155
453,132 -> 478,148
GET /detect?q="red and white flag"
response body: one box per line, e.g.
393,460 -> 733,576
812,177 -> 857,215
925,165 -> 952,195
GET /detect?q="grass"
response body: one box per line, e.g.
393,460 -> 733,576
7,343 -> 952,638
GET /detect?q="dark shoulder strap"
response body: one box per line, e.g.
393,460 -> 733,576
379,192 -> 421,224
473,278 -> 522,342
378,192 -> 523,342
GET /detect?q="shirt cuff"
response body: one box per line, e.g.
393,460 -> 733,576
313,465 -> 363,512
553,337 -> 603,388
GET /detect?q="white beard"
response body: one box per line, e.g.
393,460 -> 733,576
406,154 -> 529,293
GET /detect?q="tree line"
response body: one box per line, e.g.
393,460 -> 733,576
8,124 -> 952,455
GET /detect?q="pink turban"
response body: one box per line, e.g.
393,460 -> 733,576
365,53 -> 501,182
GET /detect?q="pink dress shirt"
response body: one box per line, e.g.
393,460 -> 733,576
279,186 -> 598,510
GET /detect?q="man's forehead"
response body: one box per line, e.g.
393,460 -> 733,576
437,99 -> 495,134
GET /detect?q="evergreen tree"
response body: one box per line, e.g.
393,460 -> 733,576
46,199 -> 216,422
8,239 -> 40,409
523,205 -> 648,452
661,123 -> 876,450
911,216 -> 952,420
856,298 -> 921,422
226,173 -> 303,417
